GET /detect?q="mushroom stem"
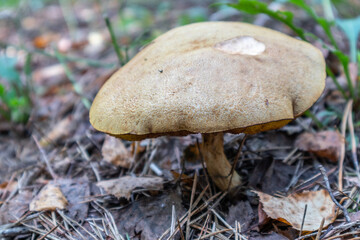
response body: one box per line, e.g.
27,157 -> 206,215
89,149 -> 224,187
201,133 -> 241,191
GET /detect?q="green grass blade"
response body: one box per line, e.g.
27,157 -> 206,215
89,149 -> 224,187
104,14 -> 124,66
227,0 -> 307,40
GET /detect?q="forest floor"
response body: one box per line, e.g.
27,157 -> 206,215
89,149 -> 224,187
0,0 -> 360,239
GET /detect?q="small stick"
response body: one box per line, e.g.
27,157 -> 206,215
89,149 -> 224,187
315,218 -> 325,240
177,218 -> 185,240
338,100 -> 352,191
325,231 -> 360,240
282,147 -> 298,164
38,225 -> 59,240
199,228 -> 233,239
196,138 -> 212,196
299,204 -> 307,237
32,135 -> 57,180
210,209 -> 246,240
186,173 -> 197,239
76,141 -> 101,182
170,205 -> 176,237
227,135 -> 247,191
198,214 -> 210,239
319,165 -> 351,222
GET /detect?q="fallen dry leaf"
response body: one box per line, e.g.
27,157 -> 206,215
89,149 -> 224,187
249,231 -> 289,240
350,211 -> 360,222
0,190 -> 32,225
32,33 -> 60,49
111,190 -> 186,240
226,201 -> 255,232
56,178 -> 90,222
30,184 -> 68,211
96,176 -> 163,200
102,135 -> 133,168
0,181 -> 17,198
295,130 -> 344,162
344,176 -> 360,187
39,116 -> 73,147
254,189 -> 336,231
33,64 -> 66,85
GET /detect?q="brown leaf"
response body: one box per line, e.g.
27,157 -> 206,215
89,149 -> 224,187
249,232 -> 289,240
254,189 -> 336,231
102,135 -> 133,168
56,178 -> 90,222
39,116 -> 73,147
111,190 -> 186,240
0,181 -> 17,198
350,211 -> 360,222
0,190 -> 32,224
32,33 -> 60,49
33,64 -> 66,85
30,184 -> 68,211
226,201 -> 255,231
295,130 -> 344,162
96,176 -> 163,200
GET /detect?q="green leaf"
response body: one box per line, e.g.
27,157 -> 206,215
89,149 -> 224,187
287,0 -> 339,49
336,16 -> 360,62
227,0 -> 307,40
0,56 -> 20,83
0,84 -> 4,96
178,7 -> 208,26
332,50 -> 355,99
0,0 -> 21,8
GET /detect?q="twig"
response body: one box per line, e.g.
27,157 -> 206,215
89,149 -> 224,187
315,218 -> 325,240
295,221 -> 360,239
32,135 -> 57,179
0,226 -> 30,237
339,100 -> 352,191
38,225 -> 59,240
186,173 -> 197,239
161,192 -> 222,240
198,214 -> 210,239
227,135 -> 247,191
141,145 -> 158,176
210,209 -> 246,240
76,141 -> 101,182
196,138 -> 213,196
319,165 -> 351,222
178,219 -> 185,240
190,223 -> 228,240
282,147 -> 299,164
299,204 -> 307,237
198,227 -> 232,239
171,205 -> 176,237
325,231 -> 360,240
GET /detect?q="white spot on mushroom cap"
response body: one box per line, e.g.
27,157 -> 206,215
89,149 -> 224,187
214,36 -> 265,55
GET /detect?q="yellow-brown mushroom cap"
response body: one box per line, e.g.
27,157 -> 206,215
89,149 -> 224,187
89,21 -> 326,141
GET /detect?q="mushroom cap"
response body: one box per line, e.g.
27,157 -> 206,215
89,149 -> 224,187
90,22 -> 326,141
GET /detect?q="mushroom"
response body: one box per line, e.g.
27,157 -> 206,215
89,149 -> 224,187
90,22 -> 325,191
